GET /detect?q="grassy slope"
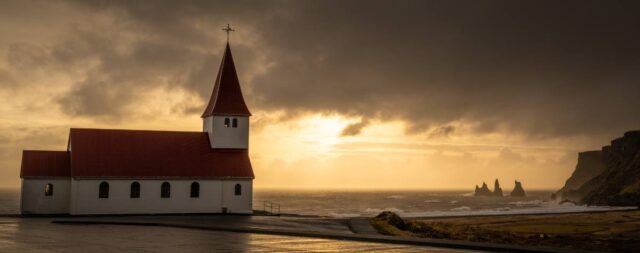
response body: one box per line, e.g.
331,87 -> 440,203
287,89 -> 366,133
370,211 -> 640,252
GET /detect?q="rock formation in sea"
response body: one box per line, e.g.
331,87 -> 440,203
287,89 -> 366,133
510,180 -> 526,197
556,130 -> 640,206
493,179 -> 504,197
474,182 -> 493,196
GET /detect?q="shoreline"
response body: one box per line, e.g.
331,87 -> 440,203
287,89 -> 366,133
2,204 -> 637,219
403,206 -> 638,220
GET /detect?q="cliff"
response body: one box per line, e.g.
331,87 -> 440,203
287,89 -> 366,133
556,150 -> 606,201
510,180 -> 526,197
581,131 -> 640,206
557,130 -> 640,206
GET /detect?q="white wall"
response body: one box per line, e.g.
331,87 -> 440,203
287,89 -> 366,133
221,180 -> 253,214
21,178 -> 71,215
203,116 -> 249,149
70,179 -> 252,215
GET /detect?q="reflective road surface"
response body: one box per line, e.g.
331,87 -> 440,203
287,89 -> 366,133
0,218 -> 483,252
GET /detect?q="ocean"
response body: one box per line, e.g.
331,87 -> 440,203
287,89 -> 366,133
1,188 -> 634,217
256,189 -> 637,217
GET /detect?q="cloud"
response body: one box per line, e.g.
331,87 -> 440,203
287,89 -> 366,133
340,119 -> 370,136
1,0 -> 639,139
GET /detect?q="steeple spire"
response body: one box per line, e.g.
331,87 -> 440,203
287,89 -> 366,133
201,42 -> 251,117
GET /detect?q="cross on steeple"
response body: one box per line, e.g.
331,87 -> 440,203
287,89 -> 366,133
222,24 -> 235,42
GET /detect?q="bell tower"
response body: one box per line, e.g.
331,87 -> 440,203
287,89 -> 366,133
202,40 -> 251,149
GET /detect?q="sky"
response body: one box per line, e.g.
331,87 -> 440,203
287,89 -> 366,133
1,0 -> 639,190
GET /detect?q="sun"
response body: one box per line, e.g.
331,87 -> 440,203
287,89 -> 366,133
295,115 -> 354,149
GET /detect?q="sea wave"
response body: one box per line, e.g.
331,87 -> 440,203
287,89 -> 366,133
387,195 -> 405,199
395,203 -> 637,218
364,207 -> 405,215
508,200 -> 544,206
424,199 -> 441,203
329,212 -> 361,218
461,192 -> 475,197
450,206 -> 471,211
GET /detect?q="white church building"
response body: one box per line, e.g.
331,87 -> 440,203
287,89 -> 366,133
20,42 -> 255,215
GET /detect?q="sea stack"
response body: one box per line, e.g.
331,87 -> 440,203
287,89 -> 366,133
510,180 -> 526,197
493,179 -> 504,197
474,182 -> 493,196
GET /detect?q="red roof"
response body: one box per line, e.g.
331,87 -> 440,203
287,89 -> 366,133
21,128 -> 254,178
69,128 -> 254,178
202,43 -> 251,117
21,151 -> 70,178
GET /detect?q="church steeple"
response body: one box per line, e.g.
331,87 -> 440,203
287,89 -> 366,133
201,35 -> 251,150
201,42 -> 251,117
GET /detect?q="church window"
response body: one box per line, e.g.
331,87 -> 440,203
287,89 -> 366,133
190,182 -> 200,198
130,182 -> 140,198
224,118 -> 230,128
232,118 -> 238,128
44,183 -> 53,196
234,184 -> 242,196
99,182 -> 109,198
161,182 -> 171,198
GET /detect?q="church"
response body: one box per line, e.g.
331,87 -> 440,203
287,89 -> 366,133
19,41 -> 254,215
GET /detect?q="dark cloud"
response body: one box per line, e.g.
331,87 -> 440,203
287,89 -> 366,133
3,0 -> 640,139
340,119 -> 370,136
428,125 -> 456,138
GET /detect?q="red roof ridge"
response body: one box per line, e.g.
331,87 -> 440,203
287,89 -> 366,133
70,128 -> 203,134
23,150 -> 68,153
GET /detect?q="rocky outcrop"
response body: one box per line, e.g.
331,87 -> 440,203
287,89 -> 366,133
556,150 -> 606,201
561,151 -> 606,192
493,179 -> 504,197
510,180 -> 526,197
474,180 -> 506,197
474,182 -> 493,196
581,131 -> 640,206
557,130 -> 640,206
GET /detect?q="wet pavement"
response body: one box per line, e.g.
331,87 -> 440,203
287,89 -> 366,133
0,217 -> 480,252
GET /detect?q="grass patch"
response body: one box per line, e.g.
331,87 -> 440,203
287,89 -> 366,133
369,210 -> 640,252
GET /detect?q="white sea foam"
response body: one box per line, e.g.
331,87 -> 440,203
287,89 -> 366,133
424,199 -> 441,203
329,212 -> 361,218
395,203 -> 637,218
450,206 -> 471,211
508,200 -> 544,206
449,200 -> 459,204
461,192 -> 475,197
387,195 -> 405,199
364,207 -> 405,215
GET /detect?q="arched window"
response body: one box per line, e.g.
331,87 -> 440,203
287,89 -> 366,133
224,118 -> 230,128
190,182 -> 200,198
161,182 -> 171,198
234,184 -> 242,196
99,182 -> 109,198
44,183 -> 53,196
232,118 -> 238,128
130,182 -> 140,198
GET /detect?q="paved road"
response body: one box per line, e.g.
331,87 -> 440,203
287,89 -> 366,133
0,218 -> 479,252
